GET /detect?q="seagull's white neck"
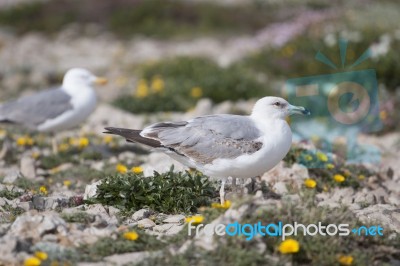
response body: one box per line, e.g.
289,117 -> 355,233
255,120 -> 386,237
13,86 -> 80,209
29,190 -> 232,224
62,80 -> 94,96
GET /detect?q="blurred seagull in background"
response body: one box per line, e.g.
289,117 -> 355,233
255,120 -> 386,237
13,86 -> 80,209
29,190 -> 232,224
0,68 -> 107,152
105,96 -> 310,204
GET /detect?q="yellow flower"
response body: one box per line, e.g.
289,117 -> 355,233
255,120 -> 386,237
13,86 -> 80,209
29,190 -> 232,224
333,174 -> 345,183
304,154 -> 313,161
131,166 -> 143,174
135,79 -> 149,98
78,137 -> 89,149
39,186 -> 48,195
316,152 -> 328,162
103,135 -> 113,144
185,215 -> 204,224
343,169 -> 351,177
34,251 -> 48,261
63,180 -> 72,187
151,76 -> 165,93
326,163 -> 335,169
338,255 -> 353,265
379,110 -> 387,120
358,174 -> 365,180
24,257 -> 41,266
211,200 -> 231,209
123,231 -> 139,241
16,136 -> 34,146
58,143 -> 69,152
278,239 -> 300,254
49,166 -> 60,174
116,163 -> 128,174
304,178 -> 317,188
0,129 -> 6,139
190,87 -> 203,98
31,152 -> 41,159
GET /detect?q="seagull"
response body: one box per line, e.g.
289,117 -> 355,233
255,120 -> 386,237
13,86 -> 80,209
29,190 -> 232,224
0,68 -> 107,152
104,97 -> 310,204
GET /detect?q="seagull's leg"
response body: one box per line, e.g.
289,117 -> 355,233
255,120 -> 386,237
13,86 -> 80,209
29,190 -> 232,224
232,177 -> 237,193
219,179 -> 226,205
51,134 -> 58,154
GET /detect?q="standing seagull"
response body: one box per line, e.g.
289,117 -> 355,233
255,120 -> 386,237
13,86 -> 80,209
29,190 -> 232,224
0,68 -> 107,151
105,97 -> 310,204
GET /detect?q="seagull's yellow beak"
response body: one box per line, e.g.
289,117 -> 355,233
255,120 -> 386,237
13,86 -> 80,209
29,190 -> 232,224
94,77 -> 108,85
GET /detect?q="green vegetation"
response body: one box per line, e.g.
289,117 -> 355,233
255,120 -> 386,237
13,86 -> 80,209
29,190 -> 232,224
90,167 -> 217,213
114,57 -> 270,113
138,197 -> 400,266
0,0 -> 276,38
0,188 -> 23,200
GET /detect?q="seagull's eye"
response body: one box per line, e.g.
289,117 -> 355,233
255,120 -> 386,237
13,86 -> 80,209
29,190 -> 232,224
273,102 -> 281,107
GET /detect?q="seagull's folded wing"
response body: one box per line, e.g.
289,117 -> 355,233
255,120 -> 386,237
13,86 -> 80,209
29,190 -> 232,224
142,114 -> 264,164
0,88 -> 73,129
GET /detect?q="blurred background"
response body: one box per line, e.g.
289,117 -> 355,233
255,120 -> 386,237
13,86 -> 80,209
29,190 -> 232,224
0,0 -> 398,133
1,1 -> 400,265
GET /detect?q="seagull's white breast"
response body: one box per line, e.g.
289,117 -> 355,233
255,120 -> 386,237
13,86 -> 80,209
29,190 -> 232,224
198,119 -> 292,179
37,87 -> 97,132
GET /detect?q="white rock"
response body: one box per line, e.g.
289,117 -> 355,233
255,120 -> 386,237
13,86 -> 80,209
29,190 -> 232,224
83,180 -> 102,200
131,209 -> 150,221
20,156 -> 36,179
163,214 -> 185,223
272,182 -> 288,194
137,218 -> 156,229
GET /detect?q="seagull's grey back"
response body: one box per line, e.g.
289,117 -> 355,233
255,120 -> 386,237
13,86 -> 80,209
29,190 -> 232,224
0,88 -> 73,129
144,114 -> 263,164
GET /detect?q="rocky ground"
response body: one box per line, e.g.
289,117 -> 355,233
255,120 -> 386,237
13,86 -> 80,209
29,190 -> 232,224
0,99 -> 399,265
0,0 -> 400,265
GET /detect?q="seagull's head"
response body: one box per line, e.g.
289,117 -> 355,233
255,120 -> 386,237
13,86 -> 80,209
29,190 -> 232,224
62,68 -> 108,93
251,96 -> 310,120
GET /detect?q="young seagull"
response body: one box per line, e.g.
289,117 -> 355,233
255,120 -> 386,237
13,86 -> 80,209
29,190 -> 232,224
105,97 -> 310,204
0,68 -> 107,152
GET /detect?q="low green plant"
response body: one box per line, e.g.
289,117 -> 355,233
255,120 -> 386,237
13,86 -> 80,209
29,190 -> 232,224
114,57 -> 270,113
89,166 -> 217,213
0,188 -> 23,200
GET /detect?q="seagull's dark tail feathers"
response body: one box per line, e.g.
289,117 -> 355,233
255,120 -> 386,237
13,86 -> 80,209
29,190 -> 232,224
104,127 -> 162,148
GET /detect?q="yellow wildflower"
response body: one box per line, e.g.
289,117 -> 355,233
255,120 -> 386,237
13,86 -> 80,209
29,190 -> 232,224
131,166 -> 143,174
151,76 -> 165,93
211,200 -> 231,209
0,129 -> 6,138
39,186 -> 48,195
304,178 -> 317,188
326,163 -> 335,169
63,180 -> 72,187
358,174 -> 365,180
24,257 -> 41,266
34,251 -> 48,261
185,215 -> 204,224
304,154 -> 313,161
123,231 -> 139,241
343,169 -> 351,177
16,136 -> 34,146
379,110 -> 387,120
190,87 -> 203,98
333,174 -> 345,183
58,143 -> 69,152
103,135 -> 113,144
278,239 -> 300,254
135,79 -> 149,98
116,163 -> 128,174
31,151 -> 41,159
338,255 -> 353,265
316,151 -> 328,162
78,137 -> 89,149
